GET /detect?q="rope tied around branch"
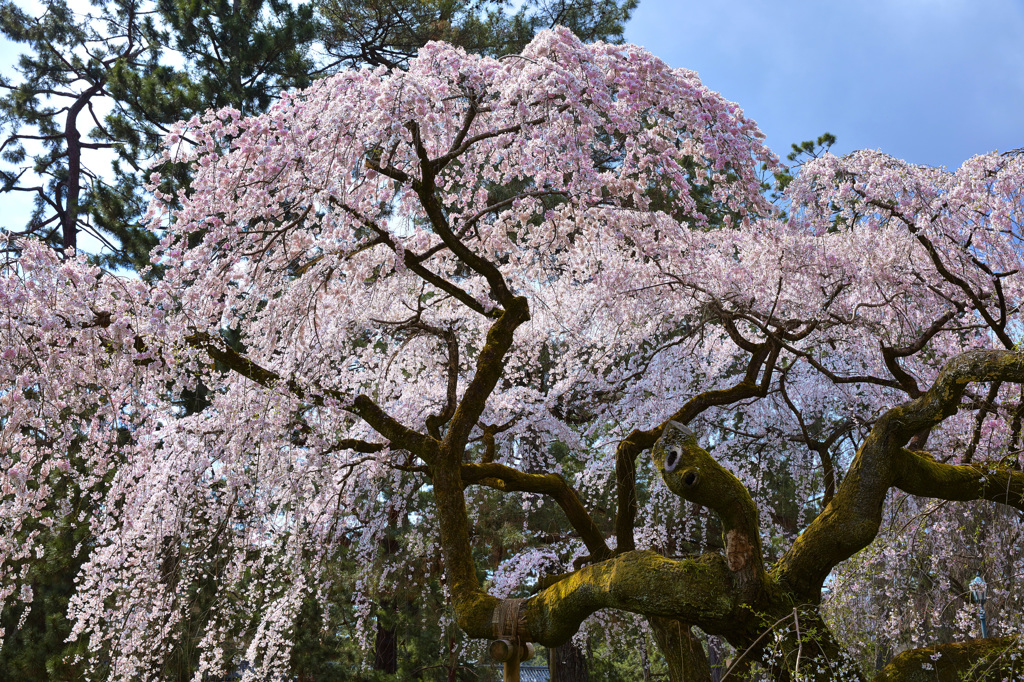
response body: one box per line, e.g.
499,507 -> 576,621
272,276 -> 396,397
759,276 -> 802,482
492,597 -> 527,641
489,598 -> 534,665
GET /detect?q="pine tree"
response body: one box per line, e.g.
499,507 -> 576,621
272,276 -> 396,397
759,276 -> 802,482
0,0 -> 317,272
318,0 -> 638,70
0,0 -> 164,259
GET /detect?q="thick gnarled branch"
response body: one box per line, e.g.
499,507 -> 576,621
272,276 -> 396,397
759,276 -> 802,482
615,341 -> 779,552
652,422 -> 766,597
894,448 -> 1024,509
454,550 -> 737,647
777,349 -> 1024,600
429,299 -> 532,627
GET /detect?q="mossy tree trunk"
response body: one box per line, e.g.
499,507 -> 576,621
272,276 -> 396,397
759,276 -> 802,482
648,617 -> 712,682
549,639 -> 588,682
873,638 -> 1024,682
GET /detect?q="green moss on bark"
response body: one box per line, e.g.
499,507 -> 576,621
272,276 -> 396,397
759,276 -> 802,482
874,638 -> 1023,682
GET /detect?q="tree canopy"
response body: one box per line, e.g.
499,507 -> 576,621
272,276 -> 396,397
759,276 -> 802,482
1,28 -> 1023,681
0,0 -> 636,275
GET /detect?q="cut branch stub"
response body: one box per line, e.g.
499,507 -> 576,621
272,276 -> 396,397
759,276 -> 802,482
652,421 -> 764,594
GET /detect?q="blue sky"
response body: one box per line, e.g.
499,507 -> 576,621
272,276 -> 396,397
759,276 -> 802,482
624,0 -> 1024,169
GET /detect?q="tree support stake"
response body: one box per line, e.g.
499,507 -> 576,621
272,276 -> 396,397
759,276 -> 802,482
489,598 -> 534,682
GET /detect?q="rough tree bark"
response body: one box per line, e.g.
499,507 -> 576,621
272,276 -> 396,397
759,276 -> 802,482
648,617 -> 712,682
549,639 -> 588,682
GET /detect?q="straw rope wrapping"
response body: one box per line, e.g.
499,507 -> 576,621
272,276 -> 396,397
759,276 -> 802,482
492,598 -> 527,642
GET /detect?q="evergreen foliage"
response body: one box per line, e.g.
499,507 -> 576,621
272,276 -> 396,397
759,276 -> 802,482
318,0 -> 637,69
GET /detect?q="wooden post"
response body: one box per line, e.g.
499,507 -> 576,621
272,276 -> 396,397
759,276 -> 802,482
490,599 -> 534,682
489,639 -> 535,681
505,650 -> 520,682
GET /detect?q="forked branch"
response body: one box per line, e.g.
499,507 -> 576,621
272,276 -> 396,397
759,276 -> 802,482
777,349 -> 1024,600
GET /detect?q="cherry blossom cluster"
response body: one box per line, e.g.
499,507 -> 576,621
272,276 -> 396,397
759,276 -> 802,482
2,27 -> 1023,678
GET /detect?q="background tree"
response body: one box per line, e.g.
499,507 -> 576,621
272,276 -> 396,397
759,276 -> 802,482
0,0 -> 163,258
0,0 -> 316,272
317,0 -> 637,70
0,2 -> 316,678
